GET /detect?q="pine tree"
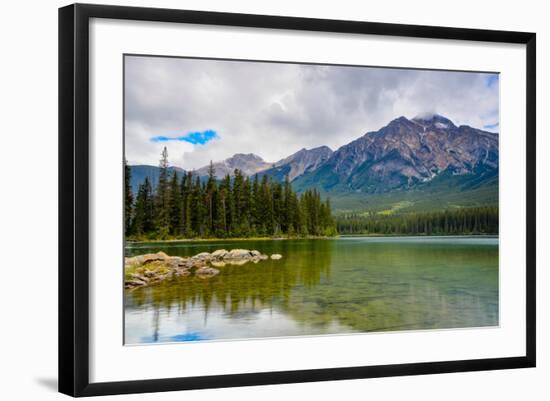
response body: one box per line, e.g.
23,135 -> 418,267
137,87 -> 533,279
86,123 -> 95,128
259,175 -> 273,234
251,174 -> 260,234
154,147 -> 170,238
219,174 -> 232,236
143,178 -> 155,233
206,161 -> 217,234
191,176 -> 206,236
272,180 -> 283,235
131,177 -> 154,236
131,181 -> 147,236
232,169 -> 245,236
242,176 -> 252,236
168,171 -> 182,235
124,159 -> 133,236
128,163 -> 341,239
183,172 -> 193,237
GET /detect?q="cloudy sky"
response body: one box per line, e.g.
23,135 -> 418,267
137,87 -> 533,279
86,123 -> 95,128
125,55 -> 499,170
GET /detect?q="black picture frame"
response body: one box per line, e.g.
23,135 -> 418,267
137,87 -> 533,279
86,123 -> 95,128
59,3 -> 536,397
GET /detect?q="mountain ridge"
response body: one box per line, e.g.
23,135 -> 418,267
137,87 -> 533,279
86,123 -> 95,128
129,114 -> 498,211
293,114 -> 498,194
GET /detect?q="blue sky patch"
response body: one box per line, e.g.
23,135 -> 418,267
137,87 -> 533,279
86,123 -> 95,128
483,122 -> 499,130
150,129 -> 219,145
485,74 -> 499,88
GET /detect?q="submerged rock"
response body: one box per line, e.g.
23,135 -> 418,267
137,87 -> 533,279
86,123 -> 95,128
226,259 -> 249,266
195,266 -> 220,277
125,279 -> 147,289
174,267 -> 191,277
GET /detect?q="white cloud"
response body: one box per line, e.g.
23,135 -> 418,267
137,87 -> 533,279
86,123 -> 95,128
125,56 -> 499,170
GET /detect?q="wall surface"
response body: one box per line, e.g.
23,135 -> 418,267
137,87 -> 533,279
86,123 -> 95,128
0,0 -> 547,399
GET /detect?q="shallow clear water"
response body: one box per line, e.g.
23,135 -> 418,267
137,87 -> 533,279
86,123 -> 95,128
124,236 -> 499,344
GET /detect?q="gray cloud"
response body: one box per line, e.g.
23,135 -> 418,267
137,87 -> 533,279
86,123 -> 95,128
125,55 -> 499,170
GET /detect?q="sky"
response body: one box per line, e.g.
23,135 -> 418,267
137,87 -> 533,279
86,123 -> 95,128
125,55 -> 499,170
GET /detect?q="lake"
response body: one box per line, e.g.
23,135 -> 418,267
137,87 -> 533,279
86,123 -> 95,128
124,236 -> 499,344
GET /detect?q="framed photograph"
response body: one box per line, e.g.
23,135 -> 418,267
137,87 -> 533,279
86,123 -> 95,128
58,3 -> 536,397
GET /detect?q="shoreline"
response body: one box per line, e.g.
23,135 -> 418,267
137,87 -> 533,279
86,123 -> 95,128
126,235 -> 336,244
126,233 -> 499,245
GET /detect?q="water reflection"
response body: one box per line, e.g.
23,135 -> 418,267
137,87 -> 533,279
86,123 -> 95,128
124,237 -> 498,344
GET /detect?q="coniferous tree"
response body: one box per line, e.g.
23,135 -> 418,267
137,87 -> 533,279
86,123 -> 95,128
232,169 -> 245,236
219,174 -> 232,236
131,177 -> 154,236
259,175 -> 273,234
190,175 -> 206,236
251,174 -> 260,234
168,171 -> 182,235
127,166 -> 339,239
335,206 -> 498,236
206,161 -> 217,234
131,181 -> 147,236
154,147 -> 170,238
124,159 -> 133,236
183,171 -> 194,237
242,176 -> 252,235
272,180 -> 283,235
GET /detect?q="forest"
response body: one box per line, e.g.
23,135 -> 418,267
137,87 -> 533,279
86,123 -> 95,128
125,148 -> 498,240
336,206 -> 498,236
125,147 -> 337,240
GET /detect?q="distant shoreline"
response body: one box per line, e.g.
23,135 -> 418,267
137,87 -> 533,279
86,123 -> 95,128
126,233 -> 499,245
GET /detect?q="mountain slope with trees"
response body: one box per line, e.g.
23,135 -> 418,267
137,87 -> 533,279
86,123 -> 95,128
126,114 -> 499,238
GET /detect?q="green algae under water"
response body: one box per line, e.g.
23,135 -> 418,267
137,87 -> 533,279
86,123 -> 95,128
124,236 -> 498,344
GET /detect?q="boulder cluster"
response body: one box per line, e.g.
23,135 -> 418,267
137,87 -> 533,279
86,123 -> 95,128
124,249 -> 282,290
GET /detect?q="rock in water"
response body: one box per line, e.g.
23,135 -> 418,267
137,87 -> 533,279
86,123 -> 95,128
124,249 -> 273,289
125,279 -> 147,289
224,249 -> 252,259
193,252 -> 212,261
125,251 -> 169,267
211,249 -> 228,259
195,266 -> 220,277
226,259 -> 249,266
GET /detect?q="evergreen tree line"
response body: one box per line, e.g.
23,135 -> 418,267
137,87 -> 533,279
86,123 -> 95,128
336,206 -> 498,236
125,147 -> 337,240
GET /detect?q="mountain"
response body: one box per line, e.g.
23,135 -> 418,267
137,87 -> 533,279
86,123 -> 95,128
129,114 -> 498,213
293,114 -> 498,195
194,153 -> 271,178
129,165 -> 185,194
258,146 -> 333,181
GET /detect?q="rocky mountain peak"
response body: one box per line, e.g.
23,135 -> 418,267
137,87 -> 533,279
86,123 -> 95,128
271,145 -> 333,180
195,153 -> 271,178
412,113 -> 456,130
132,114 -> 498,198
232,153 -> 265,162
293,113 -> 498,194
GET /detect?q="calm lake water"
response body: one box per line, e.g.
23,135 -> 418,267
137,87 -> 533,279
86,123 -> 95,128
124,236 -> 498,344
